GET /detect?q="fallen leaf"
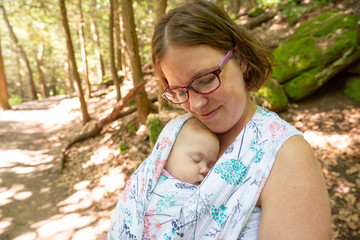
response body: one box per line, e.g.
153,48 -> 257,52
347,221 -> 357,230
346,166 -> 359,175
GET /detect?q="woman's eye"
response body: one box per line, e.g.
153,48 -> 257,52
178,90 -> 187,97
197,75 -> 215,86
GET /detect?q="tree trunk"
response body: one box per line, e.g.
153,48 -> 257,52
78,0 -> 91,99
251,0 -> 257,8
16,53 -> 25,101
242,7 -> 278,29
121,0 -> 151,124
90,0 -> 105,82
235,0 -> 241,17
154,0 -> 169,110
216,0 -> 225,8
0,5 -> 37,100
59,0 -> 90,123
0,34 -> 11,110
35,41 -> 48,98
64,56 -> 74,94
110,0 -> 121,101
114,0 -> 122,72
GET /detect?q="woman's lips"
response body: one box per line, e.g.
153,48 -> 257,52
199,107 -> 220,120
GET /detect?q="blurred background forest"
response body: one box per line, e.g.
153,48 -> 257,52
0,0 -> 359,239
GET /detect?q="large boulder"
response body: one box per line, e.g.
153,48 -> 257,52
255,80 -> 289,112
272,11 -> 360,100
146,114 -> 165,148
344,75 -> 360,103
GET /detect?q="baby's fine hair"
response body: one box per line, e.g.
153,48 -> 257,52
152,0 -> 273,91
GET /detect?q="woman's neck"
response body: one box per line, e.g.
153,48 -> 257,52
218,97 -> 257,156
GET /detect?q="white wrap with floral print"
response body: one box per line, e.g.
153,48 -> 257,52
107,106 -> 302,240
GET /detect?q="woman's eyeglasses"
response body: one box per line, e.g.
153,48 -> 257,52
162,49 -> 233,104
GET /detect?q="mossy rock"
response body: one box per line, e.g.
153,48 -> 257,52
248,7 -> 265,17
256,80 -> 289,112
272,11 -> 360,84
284,47 -> 360,100
101,75 -> 113,85
146,114 -> 165,148
344,76 -> 360,102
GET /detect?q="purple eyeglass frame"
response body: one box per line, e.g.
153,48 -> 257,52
162,48 -> 234,104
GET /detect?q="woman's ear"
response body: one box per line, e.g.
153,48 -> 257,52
240,60 -> 248,73
233,47 -> 248,73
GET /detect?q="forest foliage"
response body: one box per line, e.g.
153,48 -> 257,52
0,0 -> 336,108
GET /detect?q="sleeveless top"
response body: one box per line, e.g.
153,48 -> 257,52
108,106 -> 302,239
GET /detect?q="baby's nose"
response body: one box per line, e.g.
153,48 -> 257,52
200,167 -> 209,176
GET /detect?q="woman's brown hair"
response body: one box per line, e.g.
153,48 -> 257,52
151,0 -> 273,91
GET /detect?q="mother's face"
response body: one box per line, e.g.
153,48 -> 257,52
160,45 -> 253,134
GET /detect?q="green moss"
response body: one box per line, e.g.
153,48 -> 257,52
248,7 -> 265,17
344,77 -> 360,102
272,11 -> 360,84
118,144 -> 130,153
273,37 -> 322,82
101,75 -> 113,85
313,14 -> 359,38
283,66 -> 322,100
127,99 -> 136,107
290,10 -> 339,39
146,114 -> 165,148
127,121 -> 137,135
257,81 -> 289,112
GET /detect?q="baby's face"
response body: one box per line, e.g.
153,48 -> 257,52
166,129 -> 219,186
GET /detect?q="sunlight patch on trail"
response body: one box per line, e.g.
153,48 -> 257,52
31,213 -> 96,239
82,146 -> 116,168
304,131 -> 352,151
0,217 -> 12,235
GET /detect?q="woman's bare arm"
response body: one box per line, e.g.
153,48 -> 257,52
258,135 -> 332,239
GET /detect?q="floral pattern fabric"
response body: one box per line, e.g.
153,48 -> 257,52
107,106 -> 302,239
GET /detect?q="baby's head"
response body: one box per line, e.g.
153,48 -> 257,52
165,117 -> 220,185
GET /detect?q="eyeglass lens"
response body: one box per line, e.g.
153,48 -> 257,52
164,72 -> 220,104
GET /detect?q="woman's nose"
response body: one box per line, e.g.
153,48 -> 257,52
188,91 -> 208,112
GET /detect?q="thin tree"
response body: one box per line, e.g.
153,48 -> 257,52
35,40 -> 48,98
113,0 -> 122,72
110,0 -> 121,101
16,52 -> 25,101
121,0 -> 151,124
0,33 -> 11,110
78,0 -> 91,98
154,0 -> 168,109
90,0 -> 105,82
0,5 -> 37,100
59,0 -> 90,123
234,0 -> 241,18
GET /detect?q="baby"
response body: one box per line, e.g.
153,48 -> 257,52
142,117 -> 220,239
164,117 -> 220,185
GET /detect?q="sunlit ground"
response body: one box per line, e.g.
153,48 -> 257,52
0,96 -> 114,240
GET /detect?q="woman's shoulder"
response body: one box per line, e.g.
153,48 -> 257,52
258,135 -> 332,239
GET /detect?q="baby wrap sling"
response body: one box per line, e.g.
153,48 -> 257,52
108,106 -> 302,239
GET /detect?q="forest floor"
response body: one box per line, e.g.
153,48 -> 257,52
1,1 -> 360,240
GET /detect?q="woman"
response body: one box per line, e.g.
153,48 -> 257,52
152,0 -> 331,238
108,1 -> 331,239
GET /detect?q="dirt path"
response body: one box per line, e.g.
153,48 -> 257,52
0,96 -> 102,240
